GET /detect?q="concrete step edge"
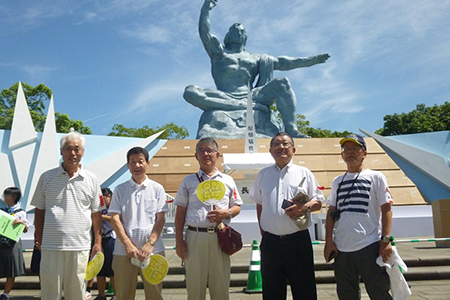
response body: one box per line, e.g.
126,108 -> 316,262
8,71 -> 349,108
21,257 -> 449,276
4,269 -> 450,290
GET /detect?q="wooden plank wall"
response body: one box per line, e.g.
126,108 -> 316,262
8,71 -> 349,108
146,138 -> 426,205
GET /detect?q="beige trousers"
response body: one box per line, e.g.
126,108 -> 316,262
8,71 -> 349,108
112,252 -> 165,300
185,230 -> 231,300
40,249 -> 89,300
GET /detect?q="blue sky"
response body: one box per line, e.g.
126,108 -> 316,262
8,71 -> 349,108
1,0 -> 449,138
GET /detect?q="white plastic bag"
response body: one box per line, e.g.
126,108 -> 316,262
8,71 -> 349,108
376,246 -> 412,300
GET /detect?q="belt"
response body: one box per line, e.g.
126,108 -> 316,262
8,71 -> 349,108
264,230 -> 304,240
187,225 -> 217,233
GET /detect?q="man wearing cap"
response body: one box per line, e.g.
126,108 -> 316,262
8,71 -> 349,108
249,132 -> 325,300
174,137 -> 243,300
324,134 -> 393,300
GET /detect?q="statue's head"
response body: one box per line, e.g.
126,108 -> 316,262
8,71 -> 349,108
224,23 -> 247,50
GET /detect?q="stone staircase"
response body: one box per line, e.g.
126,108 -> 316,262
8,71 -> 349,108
3,250 -> 450,290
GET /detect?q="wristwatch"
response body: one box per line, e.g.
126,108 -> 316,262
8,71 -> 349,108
381,235 -> 392,243
148,239 -> 156,246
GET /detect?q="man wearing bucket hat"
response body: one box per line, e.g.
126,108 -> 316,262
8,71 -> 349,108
324,134 -> 394,299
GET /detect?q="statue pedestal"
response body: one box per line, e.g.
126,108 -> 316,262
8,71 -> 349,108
432,199 -> 450,248
196,109 -> 280,139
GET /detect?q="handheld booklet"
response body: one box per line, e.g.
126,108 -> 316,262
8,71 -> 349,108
0,209 -> 25,242
85,252 -> 105,281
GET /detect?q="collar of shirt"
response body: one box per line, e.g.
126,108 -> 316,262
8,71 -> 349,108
7,203 -> 20,214
197,168 -> 223,181
128,176 -> 151,188
57,163 -> 85,178
273,161 -> 293,172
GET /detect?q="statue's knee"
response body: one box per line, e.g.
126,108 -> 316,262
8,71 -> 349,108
273,77 -> 291,88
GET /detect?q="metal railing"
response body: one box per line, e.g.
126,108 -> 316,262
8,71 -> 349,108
165,193 -> 176,219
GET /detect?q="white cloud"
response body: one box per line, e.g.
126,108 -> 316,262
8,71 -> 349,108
83,11 -> 98,21
1,0 -> 449,137
97,0 -> 158,16
23,65 -> 58,77
120,24 -> 172,45
82,113 -> 109,124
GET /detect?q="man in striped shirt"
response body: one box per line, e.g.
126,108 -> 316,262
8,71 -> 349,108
31,132 -> 104,300
324,134 -> 393,300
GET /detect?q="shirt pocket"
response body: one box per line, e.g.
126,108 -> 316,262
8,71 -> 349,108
287,184 -> 309,202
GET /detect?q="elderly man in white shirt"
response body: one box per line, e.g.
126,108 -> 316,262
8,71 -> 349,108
174,137 -> 243,300
109,146 -> 169,300
31,132 -> 104,300
250,132 -> 325,300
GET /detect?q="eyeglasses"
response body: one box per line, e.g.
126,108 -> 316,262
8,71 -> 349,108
341,146 -> 363,152
271,142 -> 293,149
63,146 -> 83,153
196,148 -> 217,155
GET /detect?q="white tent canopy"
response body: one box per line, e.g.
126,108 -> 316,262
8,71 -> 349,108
223,153 -> 274,174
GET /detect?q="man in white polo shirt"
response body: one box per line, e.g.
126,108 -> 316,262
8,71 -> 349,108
109,146 -> 169,300
31,131 -> 104,300
174,137 -> 243,300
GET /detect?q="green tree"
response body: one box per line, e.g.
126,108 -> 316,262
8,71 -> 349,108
55,112 -> 92,134
108,122 -> 189,139
376,102 -> 450,136
0,82 -> 51,130
295,113 -> 353,137
0,82 -> 92,134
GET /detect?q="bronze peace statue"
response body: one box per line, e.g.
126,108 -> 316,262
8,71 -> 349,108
184,0 -> 330,139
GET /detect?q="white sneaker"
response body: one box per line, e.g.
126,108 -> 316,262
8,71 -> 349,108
86,291 -> 92,299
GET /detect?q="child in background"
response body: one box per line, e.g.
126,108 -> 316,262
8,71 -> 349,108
0,187 -> 29,300
94,188 -> 116,300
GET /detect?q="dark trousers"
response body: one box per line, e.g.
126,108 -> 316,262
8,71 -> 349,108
260,230 -> 317,300
334,242 -> 392,300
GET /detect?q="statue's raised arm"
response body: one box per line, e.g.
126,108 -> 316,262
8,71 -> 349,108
199,0 -> 223,58
274,53 -> 330,71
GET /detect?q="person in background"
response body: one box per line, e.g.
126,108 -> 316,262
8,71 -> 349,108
0,187 -> 29,300
249,132 -> 325,300
94,187 -> 116,300
174,137 -> 242,300
324,134 -> 393,299
31,131 -> 104,300
110,147 -> 169,300
30,220 -> 42,300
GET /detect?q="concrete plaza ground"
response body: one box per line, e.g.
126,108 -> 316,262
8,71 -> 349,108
5,280 -> 450,300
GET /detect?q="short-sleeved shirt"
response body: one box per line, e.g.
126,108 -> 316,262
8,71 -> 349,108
174,169 -> 243,227
101,208 -> 115,239
109,177 -> 169,255
327,169 -> 394,252
2,204 -> 29,226
30,164 -> 103,251
249,162 -> 325,235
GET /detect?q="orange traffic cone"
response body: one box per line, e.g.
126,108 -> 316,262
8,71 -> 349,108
243,240 -> 263,293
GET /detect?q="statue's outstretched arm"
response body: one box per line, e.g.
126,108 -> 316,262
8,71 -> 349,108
273,53 -> 330,71
199,0 -> 223,58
